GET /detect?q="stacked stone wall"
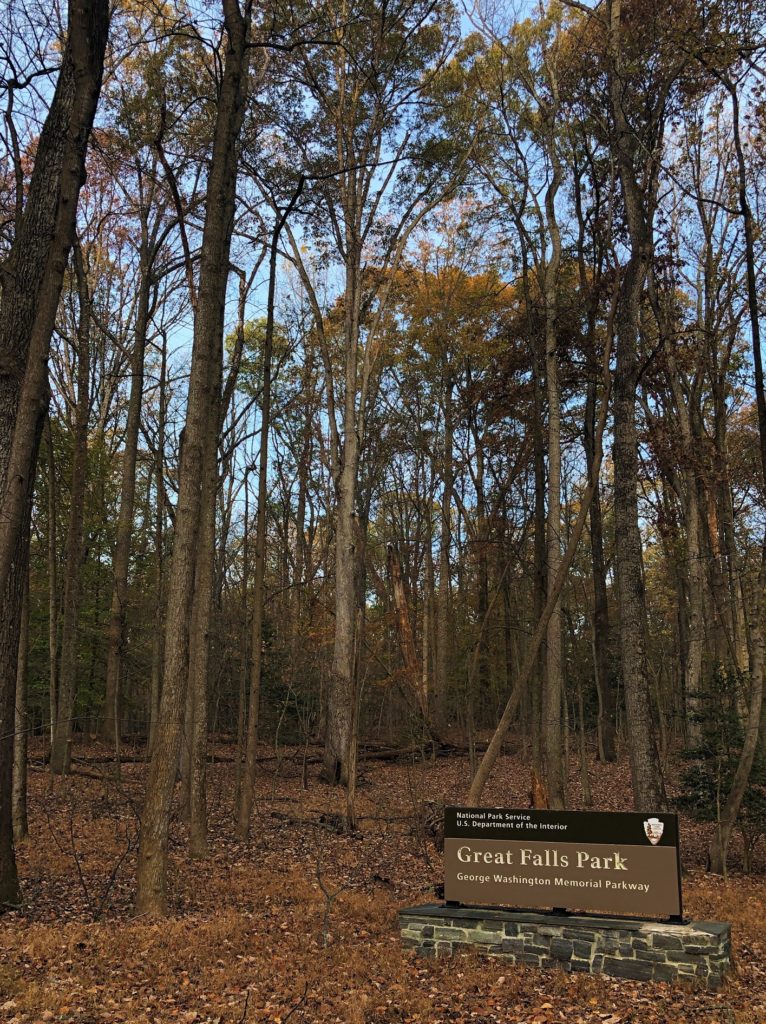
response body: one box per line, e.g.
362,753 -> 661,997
399,904 -> 730,990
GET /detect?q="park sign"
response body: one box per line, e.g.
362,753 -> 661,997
444,807 -> 682,920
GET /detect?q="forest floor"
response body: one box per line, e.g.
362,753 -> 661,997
0,741 -> 765,1024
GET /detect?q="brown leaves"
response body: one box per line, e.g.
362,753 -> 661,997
1,745 -> 765,1023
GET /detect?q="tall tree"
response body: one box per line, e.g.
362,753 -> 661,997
693,12 -> 766,871
469,5 -> 568,801
0,0 -> 109,907
279,0 -> 464,787
102,129 -> 169,746
603,0 -> 683,810
238,184 -> 304,837
135,0 -> 252,915
50,243 -> 92,773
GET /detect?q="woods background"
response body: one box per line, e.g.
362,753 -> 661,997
2,0 -> 766,919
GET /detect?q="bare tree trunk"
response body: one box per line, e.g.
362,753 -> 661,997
188,448 -> 217,857
178,653 -> 193,818
46,418 -> 59,747
388,542 -> 431,730
12,566 -> 29,842
709,567 -> 765,873
612,255 -> 666,810
706,69 -> 766,871
648,277 -> 705,745
238,186 -> 304,834
323,234 -> 363,786
607,0 -> 667,811
345,606 -> 363,831
0,515 -> 30,907
148,335 -> 167,753
467,339 -> 612,804
502,555 -> 515,710
434,371 -> 453,734
50,245 -> 91,775
135,0 -> 251,916
576,671 -> 592,807
681,490 -> 704,744
0,0 -> 109,602
544,324 -> 564,807
0,0 -> 108,906
325,429 -> 360,783
537,82 -> 565,808
472,417 -> 490,715
234,470 -> 249,807
103,252 -> 152,745
720,479 -> 748,675
525,253 -> 546,776
185,310 -> 235,838
699,493 -> 737,667
573,138 -> 617,766
585,382 -> 616,762
423,516 -> 435,716
294,371 -> 312,614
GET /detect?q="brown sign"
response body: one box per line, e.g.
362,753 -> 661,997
444,808 -> 682,919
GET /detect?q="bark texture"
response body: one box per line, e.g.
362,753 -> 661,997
541,139 -> 564,809
585,382 -> 616,762
50,245 -> 91,774
238,185 -> 304,834
467,340 -> 612,805
12,567 -> 29,843
706,69 -> 766,871
188,447 -> 218,857
434,370 -> 454,733
323,235 -> 363,785
134,0 -> 251,916
388,543 -> 430,727
607,0 -> 667,811
0,0 -> 109,906
612,254 -> 666,811
103,241 -> 154,745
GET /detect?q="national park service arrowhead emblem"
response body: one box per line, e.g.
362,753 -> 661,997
643,817 -> 664,845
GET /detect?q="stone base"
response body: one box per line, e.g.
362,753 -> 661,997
399,904 -> 731,990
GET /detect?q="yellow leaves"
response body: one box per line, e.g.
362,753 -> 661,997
393,261 -> 515,366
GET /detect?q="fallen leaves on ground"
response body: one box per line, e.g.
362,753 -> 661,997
0,742 -> 763,1024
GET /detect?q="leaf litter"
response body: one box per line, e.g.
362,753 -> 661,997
0,743 -> 763,1024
